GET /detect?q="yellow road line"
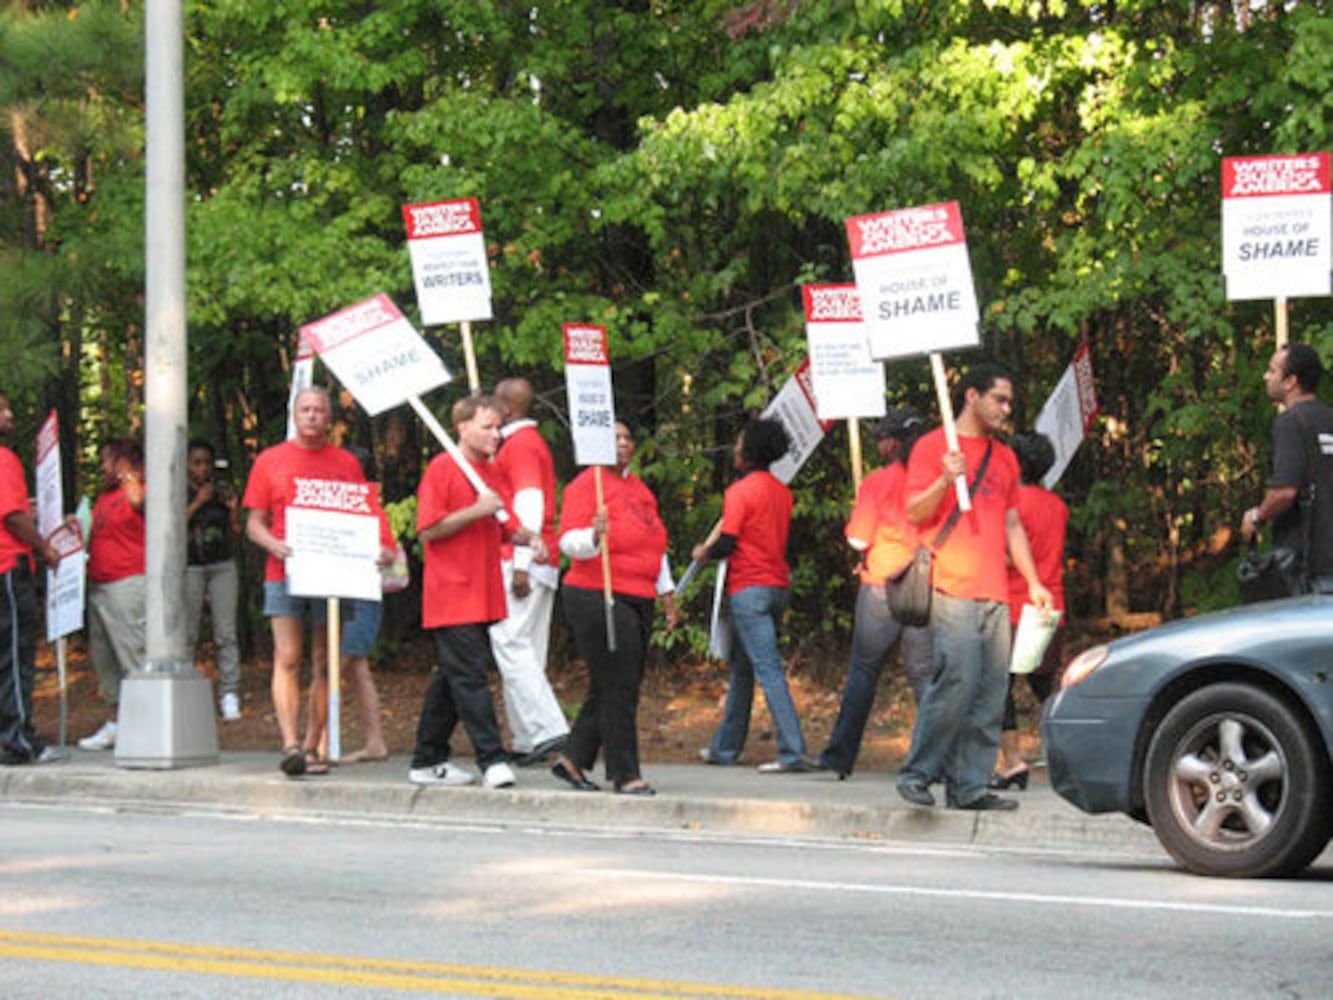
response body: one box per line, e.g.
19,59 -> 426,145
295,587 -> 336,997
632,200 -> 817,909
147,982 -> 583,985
0,930 -> 891,1000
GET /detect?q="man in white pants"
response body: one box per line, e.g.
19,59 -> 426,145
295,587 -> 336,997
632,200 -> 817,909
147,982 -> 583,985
490,378 -> 569,765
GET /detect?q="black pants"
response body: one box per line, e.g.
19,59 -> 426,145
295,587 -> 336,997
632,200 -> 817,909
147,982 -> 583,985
0,565 -> 42,763
410,624 -> 507,769
562,585 -> 653,786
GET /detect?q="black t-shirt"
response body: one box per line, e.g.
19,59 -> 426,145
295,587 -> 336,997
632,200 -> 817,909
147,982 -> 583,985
1269,399 -> 1333,576
187,483 -> 235,565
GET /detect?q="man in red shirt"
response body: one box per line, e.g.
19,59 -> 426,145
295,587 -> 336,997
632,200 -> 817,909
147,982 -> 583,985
895,364 -> 1052,811
409,396 -> 545,790
0,393 -> 63,765
489,377 -> 568,765
78,437 -> 146,751
243,386 -> 391,778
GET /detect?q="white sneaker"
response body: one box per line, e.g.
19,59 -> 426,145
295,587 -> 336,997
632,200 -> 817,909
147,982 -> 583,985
34,746 -> 63,765
219,693 -> 242,722
408,762 -> 475,786
78,721 -> 117,751
482,761 -> 517,789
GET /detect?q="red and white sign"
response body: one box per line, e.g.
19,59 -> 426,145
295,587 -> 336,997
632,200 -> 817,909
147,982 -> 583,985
300,294 -> 452,416
802,284 -> 886,420
35,411 -> 61,539
402,198 -> 494,325
284,479 -> 383,601
1034,341 -> 1100,488
846,201 -> 981,360
761,358 -> 836,484
1222,153 -> 1332,301
564,324 -> 617,466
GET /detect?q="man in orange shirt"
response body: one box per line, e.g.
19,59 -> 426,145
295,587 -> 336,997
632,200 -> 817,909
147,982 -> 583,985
409,396 -> 545,790
895,365 -> 1052,811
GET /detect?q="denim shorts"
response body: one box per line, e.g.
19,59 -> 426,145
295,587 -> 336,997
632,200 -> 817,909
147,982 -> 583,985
342,599 -> 383,658
262,580 -> 330,624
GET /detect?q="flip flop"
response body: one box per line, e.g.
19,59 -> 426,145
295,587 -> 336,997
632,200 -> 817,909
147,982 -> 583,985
339,748 -> 390,765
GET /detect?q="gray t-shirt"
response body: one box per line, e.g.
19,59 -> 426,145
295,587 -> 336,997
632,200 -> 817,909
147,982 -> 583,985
1269,399 -> 1333,576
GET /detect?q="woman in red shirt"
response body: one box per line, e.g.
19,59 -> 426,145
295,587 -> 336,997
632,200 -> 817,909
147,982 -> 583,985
992,432 -> 1069,789
552,422 -> 678,796
78,438 -> 146,751
693,419 -> 815,772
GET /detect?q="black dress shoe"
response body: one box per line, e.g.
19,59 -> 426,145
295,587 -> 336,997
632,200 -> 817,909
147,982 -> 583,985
551,760 -> 600,792
951,792 -> 1019,811
614,782 -> 657,796
896,780 -> 936,807
987,767 -> 1030,791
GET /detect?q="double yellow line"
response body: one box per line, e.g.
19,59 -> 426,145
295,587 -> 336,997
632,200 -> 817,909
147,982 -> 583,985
0,929 -> 888,999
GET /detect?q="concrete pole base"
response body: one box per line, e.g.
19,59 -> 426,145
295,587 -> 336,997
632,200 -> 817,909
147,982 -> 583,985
114,671 -> 219,769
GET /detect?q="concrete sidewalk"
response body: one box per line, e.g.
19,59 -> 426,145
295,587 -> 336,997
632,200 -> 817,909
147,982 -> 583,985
0,748 -> 1163,858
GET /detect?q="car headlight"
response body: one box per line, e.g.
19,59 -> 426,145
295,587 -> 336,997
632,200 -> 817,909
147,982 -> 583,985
1061,644 -> 1110,690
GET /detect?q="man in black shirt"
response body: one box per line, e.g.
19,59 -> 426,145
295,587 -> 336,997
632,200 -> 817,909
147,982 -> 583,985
1241,343 -> 1333,586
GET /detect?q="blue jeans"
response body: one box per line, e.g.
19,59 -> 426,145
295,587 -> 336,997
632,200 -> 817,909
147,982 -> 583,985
708,586 -> 807,766
821,583 -> 934,776
897,591 -> 1011,804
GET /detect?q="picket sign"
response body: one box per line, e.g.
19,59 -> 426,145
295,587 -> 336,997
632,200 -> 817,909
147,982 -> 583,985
564,323 -> 618,650
403,198 -> 494,393
802,283 -> 886,493
1034,341 -> 1100,489
1221,152 -> 1332,351
36,411 -> 82,750
847,201 -> 984,511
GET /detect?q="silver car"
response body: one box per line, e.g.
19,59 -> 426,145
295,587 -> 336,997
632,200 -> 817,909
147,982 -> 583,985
1041,595 -> 1333,877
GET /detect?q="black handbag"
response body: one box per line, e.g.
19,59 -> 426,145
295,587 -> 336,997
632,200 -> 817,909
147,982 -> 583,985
1237,542 -> 1306,604
886,442 -> 993,627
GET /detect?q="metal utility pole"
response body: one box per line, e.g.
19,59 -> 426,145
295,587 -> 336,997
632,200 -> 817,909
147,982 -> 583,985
115,0 -> 218,768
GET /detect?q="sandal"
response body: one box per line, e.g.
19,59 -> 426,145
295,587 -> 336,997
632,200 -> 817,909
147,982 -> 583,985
279,746 -> 306,777
301,748 -> 331,776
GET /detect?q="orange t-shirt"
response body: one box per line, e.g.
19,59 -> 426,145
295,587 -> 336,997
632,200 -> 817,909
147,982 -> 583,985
0,447 -> 33,574
89,487 -> 145,584
1007,484 -> 1068,622
905,428 -> 1019,603
845,463 -> 918,586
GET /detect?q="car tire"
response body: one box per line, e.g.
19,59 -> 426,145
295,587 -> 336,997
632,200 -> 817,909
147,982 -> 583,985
1143,683 -> 1330,878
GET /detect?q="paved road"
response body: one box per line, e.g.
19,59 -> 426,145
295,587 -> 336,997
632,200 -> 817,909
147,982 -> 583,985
2,803 -> 1331,999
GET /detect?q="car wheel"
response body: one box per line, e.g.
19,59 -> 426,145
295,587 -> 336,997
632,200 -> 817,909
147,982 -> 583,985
1143,683 -> 1330,878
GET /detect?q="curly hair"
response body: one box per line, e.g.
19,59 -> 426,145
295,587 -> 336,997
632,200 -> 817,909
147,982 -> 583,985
739,418 -> 791,471
1011,432 -> 1056,486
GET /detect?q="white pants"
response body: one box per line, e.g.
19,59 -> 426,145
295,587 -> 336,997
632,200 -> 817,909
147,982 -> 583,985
87,575 -> 146,707
488,561 -> 567,751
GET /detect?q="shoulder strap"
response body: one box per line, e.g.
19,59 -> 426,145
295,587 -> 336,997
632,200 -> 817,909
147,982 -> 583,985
930,440 -> 994,550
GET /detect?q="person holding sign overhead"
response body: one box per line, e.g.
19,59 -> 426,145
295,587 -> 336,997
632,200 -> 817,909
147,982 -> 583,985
408,396 -> 545,790
895,364 -> 1051,812
695,418 -> 817,773
552,421 -> 678,796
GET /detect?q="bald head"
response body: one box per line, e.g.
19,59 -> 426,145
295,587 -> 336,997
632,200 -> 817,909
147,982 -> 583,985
494,378 -> 534,423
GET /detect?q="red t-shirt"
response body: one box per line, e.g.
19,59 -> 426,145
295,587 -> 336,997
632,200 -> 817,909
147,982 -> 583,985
845,462 -> 918,586
1007,484 -> 1068,622
560,468 -> 668,599
905,428 -> 1019,603
720,470 -> 791,594
241,441 -> 375,583
494,422 -> 558,565
89,487 -> 145,583
416,452 -> 515,628
0,446 -> 33,574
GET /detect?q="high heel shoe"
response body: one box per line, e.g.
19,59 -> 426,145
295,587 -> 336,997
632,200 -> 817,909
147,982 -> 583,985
987,766 -> 1030,791
551,759 -> 600,792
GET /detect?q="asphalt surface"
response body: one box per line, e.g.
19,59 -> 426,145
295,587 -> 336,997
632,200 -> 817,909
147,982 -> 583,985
0,746 -> 1164,858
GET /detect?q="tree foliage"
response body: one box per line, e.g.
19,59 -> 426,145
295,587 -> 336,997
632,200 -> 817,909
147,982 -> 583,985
1,0 -> 1331,658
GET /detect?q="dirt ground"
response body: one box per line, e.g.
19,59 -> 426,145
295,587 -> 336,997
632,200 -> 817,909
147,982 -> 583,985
33,637 -> 1044,770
